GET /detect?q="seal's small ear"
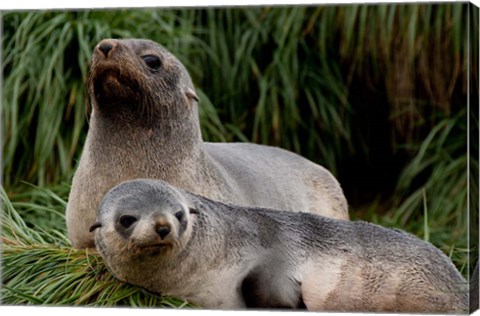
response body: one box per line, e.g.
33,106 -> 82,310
89,222 -> 102,232
185,197 -> 199,214
185,87 -> 199,103
189,207 -> 199,215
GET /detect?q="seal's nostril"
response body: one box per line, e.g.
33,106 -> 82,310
156,226 -> 170,239
98,42 -> 113,57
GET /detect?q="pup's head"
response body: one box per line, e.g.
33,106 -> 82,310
90,179 -> 198,264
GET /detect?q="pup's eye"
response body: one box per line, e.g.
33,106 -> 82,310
119,215 -> 137,229
142,55 -> 161,70
175,211 -> 183,222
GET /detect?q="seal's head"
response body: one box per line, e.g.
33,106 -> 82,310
90,179 -> 199,268
88,38 -> 199,126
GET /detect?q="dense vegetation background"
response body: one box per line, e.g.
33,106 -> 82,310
2,3 -> 479,307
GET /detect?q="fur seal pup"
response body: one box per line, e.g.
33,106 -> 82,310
66,38 -> 348,248
91,179 -> 467,313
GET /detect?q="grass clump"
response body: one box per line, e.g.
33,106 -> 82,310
2,245 -> 190,307
1,186 -> 193,307
3,4 -> 476,188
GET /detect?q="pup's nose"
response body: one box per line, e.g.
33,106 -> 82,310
97,40 -> 115,58
156,225 -> 171,239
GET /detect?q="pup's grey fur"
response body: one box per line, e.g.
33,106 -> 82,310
92,179 -> 467,313
66,38 -> 348,248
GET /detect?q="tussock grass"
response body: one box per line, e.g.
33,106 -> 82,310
394,113 -> 470,235
3,4 -> 476,187
2,245 -> 192,307
2,244 -> 191,307
1,187 -> 193,307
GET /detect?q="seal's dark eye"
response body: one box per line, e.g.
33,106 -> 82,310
175,211 -> 183,222
119,215 -> 137,229
142,55 -> 161,70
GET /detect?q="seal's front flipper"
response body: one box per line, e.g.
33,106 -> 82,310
240,265 -> 305,309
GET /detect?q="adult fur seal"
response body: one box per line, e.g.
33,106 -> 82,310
91,179 -> 467,313
66,38 -> 348,248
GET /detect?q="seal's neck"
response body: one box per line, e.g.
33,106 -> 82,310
87,102 -> 206,178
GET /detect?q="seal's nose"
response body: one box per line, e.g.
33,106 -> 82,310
156,225 -> 171,239
97,40 -> 115,58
